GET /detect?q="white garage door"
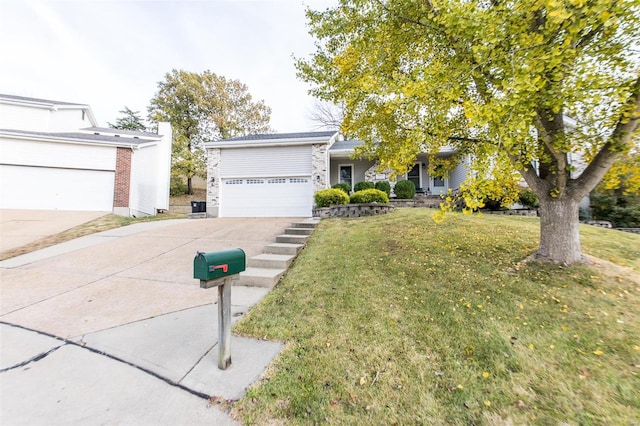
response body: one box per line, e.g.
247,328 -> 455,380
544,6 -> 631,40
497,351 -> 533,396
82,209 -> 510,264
0,165 -> 114,211
219,145 -> 314,217
221,177 -> 312,217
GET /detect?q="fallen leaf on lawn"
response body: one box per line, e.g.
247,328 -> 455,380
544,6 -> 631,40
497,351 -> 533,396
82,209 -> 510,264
359,376 -> 367,385
579,367 -> 590,379
593,349 -> 604,356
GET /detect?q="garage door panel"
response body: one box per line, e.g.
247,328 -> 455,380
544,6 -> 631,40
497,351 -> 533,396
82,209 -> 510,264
0,165 -> 114,211
221,177 -> 312,217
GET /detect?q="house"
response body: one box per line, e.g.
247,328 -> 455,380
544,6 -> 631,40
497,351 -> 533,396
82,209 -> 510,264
204,131 -> 470,217
0,94 -> 171,217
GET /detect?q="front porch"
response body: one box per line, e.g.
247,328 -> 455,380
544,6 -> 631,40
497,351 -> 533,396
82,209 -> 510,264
327,152 -> 470,196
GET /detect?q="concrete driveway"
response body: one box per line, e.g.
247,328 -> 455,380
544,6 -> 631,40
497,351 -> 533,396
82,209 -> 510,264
0,217 -> 301,424
0,217 -> 294,338
0,209 -> 110,252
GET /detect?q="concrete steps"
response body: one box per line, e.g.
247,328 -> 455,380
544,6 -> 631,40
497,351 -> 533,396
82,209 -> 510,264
275,234 -> 310,244
237,219 -> 319,288
263,243 -> 304,256
283,227 -> 314,236
237,267 -> 286,288
247,253 -> 295,269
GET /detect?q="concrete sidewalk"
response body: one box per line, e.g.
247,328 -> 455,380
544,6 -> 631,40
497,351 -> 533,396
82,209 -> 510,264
0,217 -> 303,425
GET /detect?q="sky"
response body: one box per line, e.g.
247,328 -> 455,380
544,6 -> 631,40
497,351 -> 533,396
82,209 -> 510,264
0,0 -> 336,133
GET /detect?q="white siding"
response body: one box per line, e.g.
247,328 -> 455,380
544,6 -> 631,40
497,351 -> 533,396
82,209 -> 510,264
1,138 -> 116,171
0,104 -> 53,132
49,109 -> 91,132
130,146 -> 158,216
0,104 -> 90,132
220,146 -> 312,178
449,158 -> 470,190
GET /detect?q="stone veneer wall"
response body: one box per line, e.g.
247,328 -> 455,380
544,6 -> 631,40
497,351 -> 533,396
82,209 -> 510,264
312,143 -> 328,193
313,203 -> 394,218
483,209 -> 538,217
206,148 -> 221,217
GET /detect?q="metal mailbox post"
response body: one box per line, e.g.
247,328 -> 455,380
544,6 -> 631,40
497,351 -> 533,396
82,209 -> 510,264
193,249 -> 246,370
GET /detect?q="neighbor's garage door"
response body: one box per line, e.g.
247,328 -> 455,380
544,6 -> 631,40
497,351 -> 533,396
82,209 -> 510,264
219,146 -> 313,217
0,165 -> 115,211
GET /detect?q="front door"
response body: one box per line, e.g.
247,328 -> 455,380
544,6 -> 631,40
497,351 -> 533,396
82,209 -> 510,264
339,165 -> 353,191
431,175 -> 448,195
407,164 -> 421,190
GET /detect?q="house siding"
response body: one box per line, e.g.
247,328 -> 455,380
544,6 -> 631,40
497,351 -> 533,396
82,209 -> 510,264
329,159 -> 376,187
220,146 -> 312,178
449,157 -> 470,190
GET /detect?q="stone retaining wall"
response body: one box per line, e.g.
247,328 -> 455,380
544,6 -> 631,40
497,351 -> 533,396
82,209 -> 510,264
313,204 -> 395,218
617,228 -> 640,234
483,209 -> 539,217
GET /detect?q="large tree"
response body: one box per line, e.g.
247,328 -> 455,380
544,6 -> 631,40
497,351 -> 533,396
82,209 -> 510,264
108,106 -> 147,131
148,69 -> 272,194
297,0 -> 640,264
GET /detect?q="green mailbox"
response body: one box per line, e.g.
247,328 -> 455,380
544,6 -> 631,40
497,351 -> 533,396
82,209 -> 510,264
193,249 -> 246,281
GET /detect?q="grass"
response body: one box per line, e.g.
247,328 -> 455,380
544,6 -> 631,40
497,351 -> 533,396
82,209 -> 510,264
232,209 -> 640,425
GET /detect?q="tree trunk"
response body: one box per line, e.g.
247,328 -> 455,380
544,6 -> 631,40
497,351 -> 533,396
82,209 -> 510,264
187,177 -> 193,195
536,197 -> 585,264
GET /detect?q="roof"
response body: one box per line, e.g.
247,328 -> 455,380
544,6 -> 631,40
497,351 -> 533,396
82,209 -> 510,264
0,94 -> 88,107
222,131 -> 337,142
82,126 -> 161,138
329,139 -> 362,150
0,128 -> 158,147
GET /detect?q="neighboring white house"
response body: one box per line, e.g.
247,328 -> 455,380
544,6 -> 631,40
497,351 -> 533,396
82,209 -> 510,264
204,131 -> 470,218
0,94 -> 171,217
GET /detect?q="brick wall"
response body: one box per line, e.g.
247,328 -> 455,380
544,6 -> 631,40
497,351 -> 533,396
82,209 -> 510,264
113,147 -> 132,207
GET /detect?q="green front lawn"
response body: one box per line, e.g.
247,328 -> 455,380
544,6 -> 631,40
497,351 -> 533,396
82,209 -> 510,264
233,209 -> 640,425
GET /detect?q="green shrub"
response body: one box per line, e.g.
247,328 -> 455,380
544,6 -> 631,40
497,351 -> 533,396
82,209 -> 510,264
591,191 -> 640,227
170,176 -> 188,196
314,188 -> 350,208
354,181 -> 374,192
482,198 -> 504,211
394,180 -> 415,199
332,182 -> 351,194
349,189 -> 389,204
518,188 -> 539,208
374,181 -> 391,196
579,207 -> 592,221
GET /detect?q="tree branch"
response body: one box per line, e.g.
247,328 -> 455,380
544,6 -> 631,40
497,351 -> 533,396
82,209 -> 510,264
572,74 -> 640,199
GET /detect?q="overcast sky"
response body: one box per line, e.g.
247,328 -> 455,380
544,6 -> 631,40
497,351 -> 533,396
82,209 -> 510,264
0,0 -> 336,133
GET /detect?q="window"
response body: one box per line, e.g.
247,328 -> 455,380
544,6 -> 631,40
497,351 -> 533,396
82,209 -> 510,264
339,165 -> 353,190
290,178 -> 309,183
407,164 -> 421,189
433,176 -> 445,187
